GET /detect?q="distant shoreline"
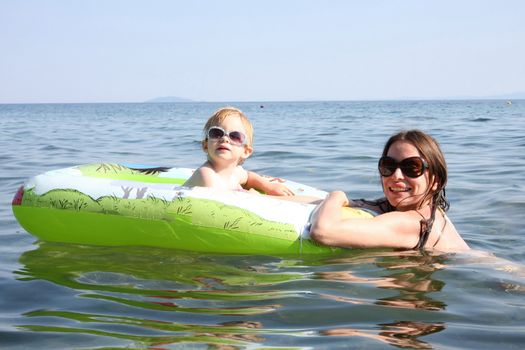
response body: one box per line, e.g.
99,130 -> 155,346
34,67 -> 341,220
1,98 -> 524,105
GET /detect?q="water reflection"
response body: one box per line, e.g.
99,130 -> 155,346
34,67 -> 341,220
17,242 -> 301,309
316,251 -> 448,311
16,242 -> 301,347
321,320 -> 445,349
16,243 -> 458,348
22,310 -> 265,349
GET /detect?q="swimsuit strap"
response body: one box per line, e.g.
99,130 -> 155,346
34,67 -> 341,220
414,218 -> 431,250
414,206 -> 447,250
413,208 -> 435,250
432,209 -> 448,248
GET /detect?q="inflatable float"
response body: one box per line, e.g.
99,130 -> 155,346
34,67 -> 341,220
12,163 -> 374,254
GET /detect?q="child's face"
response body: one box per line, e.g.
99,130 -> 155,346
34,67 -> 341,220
203,115 -> 253,165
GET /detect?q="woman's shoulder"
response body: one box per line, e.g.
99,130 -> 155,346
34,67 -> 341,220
433,213 -> 470,252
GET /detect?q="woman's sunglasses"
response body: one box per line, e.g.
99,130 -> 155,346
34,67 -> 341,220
207,126 -> 247,146
378,156 -> 428,178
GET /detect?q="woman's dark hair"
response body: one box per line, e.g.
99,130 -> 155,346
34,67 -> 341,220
381,130 -> 450,249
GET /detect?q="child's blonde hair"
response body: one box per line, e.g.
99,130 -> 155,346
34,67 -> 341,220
202,107 -> 254,147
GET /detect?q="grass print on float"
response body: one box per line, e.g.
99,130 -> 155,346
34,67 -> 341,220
15,186 -> 322,254
19,188 -> 299,237
14,163 -> 362,253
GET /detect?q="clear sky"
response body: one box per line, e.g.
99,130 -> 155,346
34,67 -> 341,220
1,0 -> 524,103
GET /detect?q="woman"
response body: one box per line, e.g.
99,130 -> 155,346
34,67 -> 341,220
310,130 -> 470,253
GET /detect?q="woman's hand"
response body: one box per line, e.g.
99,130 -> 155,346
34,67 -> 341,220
325,191 -> 350,206
309,191 -> 349,245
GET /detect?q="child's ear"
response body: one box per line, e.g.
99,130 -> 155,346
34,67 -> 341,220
201,140 -> 208,153
241,145 -> 253,161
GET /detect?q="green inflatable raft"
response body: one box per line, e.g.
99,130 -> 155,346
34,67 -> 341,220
12,163 -> 373,254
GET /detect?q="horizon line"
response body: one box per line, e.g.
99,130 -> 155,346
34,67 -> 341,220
1,97 -> 523,105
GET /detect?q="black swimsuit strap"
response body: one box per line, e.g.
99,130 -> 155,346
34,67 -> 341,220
414,218 -> 431,250
413,204 -> 438,250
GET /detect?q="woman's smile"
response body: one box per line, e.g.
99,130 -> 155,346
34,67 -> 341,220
388,183 -> 411,193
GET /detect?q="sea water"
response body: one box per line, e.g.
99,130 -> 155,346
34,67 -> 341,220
0,100 -> 524,349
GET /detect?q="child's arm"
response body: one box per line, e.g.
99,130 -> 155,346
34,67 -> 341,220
244,171 -> 295,196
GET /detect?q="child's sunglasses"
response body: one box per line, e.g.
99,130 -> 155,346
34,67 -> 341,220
378,156 -> 428,178
207,126 -> 247,146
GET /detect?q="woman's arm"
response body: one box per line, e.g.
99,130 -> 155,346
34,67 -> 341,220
310,191 -> 422,249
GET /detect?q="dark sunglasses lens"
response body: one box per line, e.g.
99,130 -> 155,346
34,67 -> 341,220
208,127 -> 225,139
378,157 -> 426,178
400,158 -> 425,177
378,157 -> 396,177
228,131 -> 245,145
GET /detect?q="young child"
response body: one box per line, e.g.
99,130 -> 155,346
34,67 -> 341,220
183,107 -> 294,196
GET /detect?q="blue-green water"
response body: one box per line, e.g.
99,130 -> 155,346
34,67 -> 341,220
1,101 -> 524,349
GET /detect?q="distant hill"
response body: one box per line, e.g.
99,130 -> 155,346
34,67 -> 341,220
145,96 -> 193,103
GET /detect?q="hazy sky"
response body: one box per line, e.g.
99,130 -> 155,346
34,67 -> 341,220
1,1 -> 524,103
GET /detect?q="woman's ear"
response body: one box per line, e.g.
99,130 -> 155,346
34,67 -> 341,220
431,176 -> 439,191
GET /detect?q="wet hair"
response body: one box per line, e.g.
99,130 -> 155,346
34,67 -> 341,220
202,107 -> 254,147
381,129 -> 450,249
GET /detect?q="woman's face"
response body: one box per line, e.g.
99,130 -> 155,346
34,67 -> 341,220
381,140 -> 431,211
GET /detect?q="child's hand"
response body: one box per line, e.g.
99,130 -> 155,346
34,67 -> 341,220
245,172 -> 295,196
265,179 -> 295,196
